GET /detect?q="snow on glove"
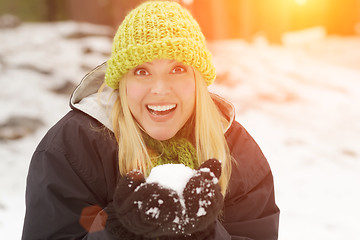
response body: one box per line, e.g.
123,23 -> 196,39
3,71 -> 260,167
111,169 -> 185,238
146,159 -> 223,239
107,159 -> 223,239
182,158 -> 223,234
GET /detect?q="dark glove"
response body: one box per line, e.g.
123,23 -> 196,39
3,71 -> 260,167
156,222 -> 216,240
107,169 -> 185,239
153,159 -> 224,240
182,158 -> 224,234
106,159 -> 223,240
154,159 -> 223,240
105,203 -> 145,240
105,170 -> 148,239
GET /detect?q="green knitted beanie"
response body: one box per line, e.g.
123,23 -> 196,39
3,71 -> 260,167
105,0 -> 216,89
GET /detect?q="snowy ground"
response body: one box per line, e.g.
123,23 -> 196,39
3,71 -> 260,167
1,22 -> 360,239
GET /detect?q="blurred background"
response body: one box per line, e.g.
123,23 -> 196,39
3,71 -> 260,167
1,0 -> 360,239
1,0 -> 360,42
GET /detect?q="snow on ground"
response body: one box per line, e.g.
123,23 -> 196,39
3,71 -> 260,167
0,22 -> 359,239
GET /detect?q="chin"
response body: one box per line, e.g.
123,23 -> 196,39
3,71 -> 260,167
147,129 -> 178,141
149,133 -> 175,141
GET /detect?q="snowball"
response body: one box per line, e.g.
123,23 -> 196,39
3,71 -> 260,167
146,164 -> 195,196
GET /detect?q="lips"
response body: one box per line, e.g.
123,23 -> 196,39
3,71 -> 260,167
147,104 -> 177,116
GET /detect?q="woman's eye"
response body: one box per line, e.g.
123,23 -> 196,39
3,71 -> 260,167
171,66 -> 187,74
134,68 -> 150,76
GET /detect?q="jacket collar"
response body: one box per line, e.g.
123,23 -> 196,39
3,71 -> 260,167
70,62 -> 235,133
70,62 -> 114,130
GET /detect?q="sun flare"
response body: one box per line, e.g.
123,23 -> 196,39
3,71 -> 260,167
295,0 -> 307,5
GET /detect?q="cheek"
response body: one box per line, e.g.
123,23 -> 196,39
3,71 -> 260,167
126,82 -> 146,110
174,80 -> 196,109
176,78 -> 195,97
185,80 -> 196,99
126,82 -> 139,99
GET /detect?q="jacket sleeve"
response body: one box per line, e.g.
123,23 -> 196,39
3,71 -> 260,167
22,111 -> 119,240
22,148 -> 116,240
215,121 -> 280,240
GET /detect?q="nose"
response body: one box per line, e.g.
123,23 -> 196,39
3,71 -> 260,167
150,78 -> 170,95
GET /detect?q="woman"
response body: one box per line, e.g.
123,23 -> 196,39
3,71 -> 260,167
22,1 -> 279,239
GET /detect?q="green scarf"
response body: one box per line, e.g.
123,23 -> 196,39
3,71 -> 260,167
142,121 -> 198,170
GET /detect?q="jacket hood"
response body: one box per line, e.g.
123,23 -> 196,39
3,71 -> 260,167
70,62 -> 235,133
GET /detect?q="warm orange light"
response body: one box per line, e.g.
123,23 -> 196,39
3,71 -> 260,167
295,0 -> 307,5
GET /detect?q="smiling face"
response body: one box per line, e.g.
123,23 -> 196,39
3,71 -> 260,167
125,59 -> 196,140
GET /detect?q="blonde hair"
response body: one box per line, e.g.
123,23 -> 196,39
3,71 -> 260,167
104,70 -> 232,195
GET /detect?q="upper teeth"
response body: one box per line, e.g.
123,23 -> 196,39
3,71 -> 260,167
147,104 -> 176,111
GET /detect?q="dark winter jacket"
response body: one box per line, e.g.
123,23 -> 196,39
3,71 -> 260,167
22,63 -> 279,240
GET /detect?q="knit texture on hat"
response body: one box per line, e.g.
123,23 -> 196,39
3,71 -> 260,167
105,0 -> 216,89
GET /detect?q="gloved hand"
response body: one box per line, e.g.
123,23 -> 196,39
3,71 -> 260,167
182,158 -> 223,235
116,179 -> 184,237
107,169 -> 185,239
106,158 -> 223,240
105,170 -> 149,239
154,158 -> 223,240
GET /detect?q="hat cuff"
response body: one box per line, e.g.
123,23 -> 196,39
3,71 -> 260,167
105,38 -> 216,89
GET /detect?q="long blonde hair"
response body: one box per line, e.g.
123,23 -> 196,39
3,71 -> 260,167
104,70 -> 232,195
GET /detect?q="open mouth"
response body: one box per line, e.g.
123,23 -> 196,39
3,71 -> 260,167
147,104 -> 177,116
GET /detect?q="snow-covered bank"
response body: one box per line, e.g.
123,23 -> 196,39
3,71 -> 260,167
1,22 -> 359,239
208,36 -> 360,239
